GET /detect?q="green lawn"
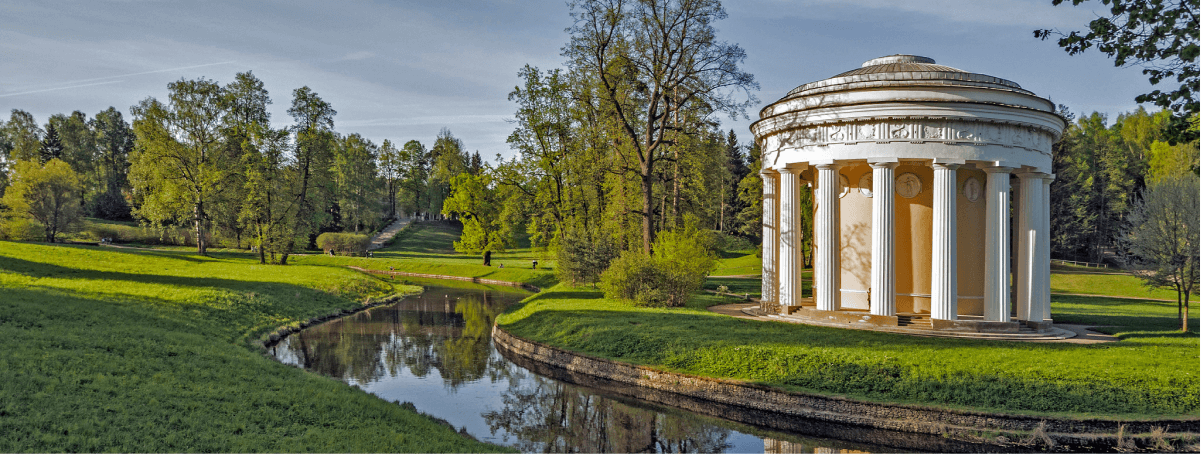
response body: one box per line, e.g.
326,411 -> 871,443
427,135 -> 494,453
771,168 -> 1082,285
496,284 -> 1199,419
299,222 -> 559,289
712,249 -> 762,276
1051,264 -> 1197,301
0,241 -> 508,452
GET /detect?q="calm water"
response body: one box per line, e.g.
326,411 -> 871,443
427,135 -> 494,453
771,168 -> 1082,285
270,282 -> 987,453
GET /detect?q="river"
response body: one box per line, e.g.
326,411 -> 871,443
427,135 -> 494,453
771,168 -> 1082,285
270,281 -> 988,453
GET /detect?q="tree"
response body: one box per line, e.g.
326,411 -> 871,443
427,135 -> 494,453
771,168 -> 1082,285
1119,174 -> 1199,332
3,110 -> 43,163
91,107 -> 135,220
442,171 -> 509,254
378,139 -> 403,219
564,0 -> 757,253
1035,0 -> 1199,138
286,86 -> 338,258
130,77 -> 239,255
333,133 -> 381,233
398,140 -> 430,216
38,122 -> 64,164
1,159 -> 82,242
428,128 -> 469,215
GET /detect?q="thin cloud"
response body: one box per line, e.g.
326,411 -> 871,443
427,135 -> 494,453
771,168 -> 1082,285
0,80 -> 123,98
2,61 -> 238,96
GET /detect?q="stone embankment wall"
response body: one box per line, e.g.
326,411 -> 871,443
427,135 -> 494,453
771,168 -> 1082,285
493,325 -> 1198,452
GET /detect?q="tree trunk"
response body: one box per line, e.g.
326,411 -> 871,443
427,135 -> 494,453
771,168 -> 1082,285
194,201 -> 207,255
641,168 -> 654,254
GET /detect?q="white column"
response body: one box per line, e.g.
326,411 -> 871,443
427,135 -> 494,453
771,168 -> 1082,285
1039,174 -> 1056,322
984,166 -> 1014,322
778,167 -> 802,309
814,162 -> 841,311
761,170 -> 779,307
868,159 -> 897,316
931,161 -> 962,320
1016,172 -> 1042,321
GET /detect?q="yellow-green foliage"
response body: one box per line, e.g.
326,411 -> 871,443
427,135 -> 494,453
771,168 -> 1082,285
316,232 -> 371,256
498,284 -> 1198,418
0,241 -> 503,452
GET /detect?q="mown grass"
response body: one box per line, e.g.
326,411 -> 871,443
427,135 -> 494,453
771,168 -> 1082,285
1050,265 -> 1197,301
712,249 -> 762,276
0,241 -> 509,452
496,284 -> 1199,419
300,222 -> 559,289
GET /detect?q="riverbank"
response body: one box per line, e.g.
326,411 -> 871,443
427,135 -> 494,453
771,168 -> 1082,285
493,284 -> 1198,420
0,241 -> 510,452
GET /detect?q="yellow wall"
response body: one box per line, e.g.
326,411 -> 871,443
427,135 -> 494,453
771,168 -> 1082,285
956,168 -> 987,315
894,164 -> 933,313
839,163 -> 872,310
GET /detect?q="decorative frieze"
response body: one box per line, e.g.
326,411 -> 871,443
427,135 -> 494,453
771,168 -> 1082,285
770,118 -> 1053,155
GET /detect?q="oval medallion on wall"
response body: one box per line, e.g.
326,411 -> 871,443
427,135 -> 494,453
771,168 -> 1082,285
895,173 -> 922,199
858,173 -> 873,197
962,176 -> 982,202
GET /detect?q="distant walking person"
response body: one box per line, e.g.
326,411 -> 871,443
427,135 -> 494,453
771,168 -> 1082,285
532,259 -> 538,270
483,250 -> 492,266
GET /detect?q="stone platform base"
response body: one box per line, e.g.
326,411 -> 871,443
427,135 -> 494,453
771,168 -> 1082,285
753,306 -> 1076,341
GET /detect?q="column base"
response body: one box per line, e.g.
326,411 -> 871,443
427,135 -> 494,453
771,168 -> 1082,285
1022,319 -> 1054,333
930,319 -> 1021,333
760,301 -> 781,314
793,307 -> 899,327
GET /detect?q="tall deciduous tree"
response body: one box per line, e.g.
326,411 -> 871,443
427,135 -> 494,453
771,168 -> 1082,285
398,140 -> 430,216
1120,174 -> 1200,332
286,86 -> 338,258
1,159 -> 82,242
378,139 -> 403,219
130,77 -> 238,255
334,133 -> 381,233
1036,0 -> 1199,138
565,0 -> 757,253
3,110 -> 43,163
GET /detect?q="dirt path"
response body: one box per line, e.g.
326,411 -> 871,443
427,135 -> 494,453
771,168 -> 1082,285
368,217 -> 411,251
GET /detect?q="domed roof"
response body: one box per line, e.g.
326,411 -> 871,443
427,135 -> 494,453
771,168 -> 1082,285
785,54 -> 1028,98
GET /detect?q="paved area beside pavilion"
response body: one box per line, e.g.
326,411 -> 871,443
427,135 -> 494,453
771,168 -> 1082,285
707,302 -> 1119,343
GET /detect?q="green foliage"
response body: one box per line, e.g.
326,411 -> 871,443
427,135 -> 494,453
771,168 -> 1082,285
555,226 -> 618,286
315,232 -> 371,256
1120,174 -> 1200,331
442,172 -> 510,254
600,219 -> 716,307
498,284 -> 1199,418
1036,0 -> 1199,129
1,159 -> 83,242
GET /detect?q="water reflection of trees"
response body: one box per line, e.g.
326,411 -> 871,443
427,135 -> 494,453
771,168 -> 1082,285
283,289 -> 518,389
483,377 -> 734,453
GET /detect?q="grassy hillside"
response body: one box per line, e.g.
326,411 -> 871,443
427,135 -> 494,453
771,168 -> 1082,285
497,284 -> 1198,419
0,241 -> 508,452
301,222 -> 558,289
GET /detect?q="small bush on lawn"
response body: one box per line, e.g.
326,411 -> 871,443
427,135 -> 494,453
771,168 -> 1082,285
317,232 -> 372,256
600,218 -> 716,307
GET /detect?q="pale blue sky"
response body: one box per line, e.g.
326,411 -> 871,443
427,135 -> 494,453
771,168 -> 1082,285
1,0 -> 1153,160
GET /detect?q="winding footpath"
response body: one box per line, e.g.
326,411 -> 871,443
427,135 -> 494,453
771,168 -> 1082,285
367,217 -> 411,250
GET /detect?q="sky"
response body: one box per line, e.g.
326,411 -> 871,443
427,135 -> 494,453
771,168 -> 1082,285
0,0 -> 1155,162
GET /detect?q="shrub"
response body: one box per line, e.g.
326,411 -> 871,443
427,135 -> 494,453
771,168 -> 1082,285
600,218 -> 717,307
316,232 -> 372,256
556,227 -> 618,286
713,231 -> 755,252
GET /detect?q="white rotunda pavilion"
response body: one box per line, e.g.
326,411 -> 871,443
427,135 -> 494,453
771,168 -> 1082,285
751,55 -> 1067,333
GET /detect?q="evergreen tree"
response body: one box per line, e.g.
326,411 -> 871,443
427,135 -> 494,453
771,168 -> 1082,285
38,122 -> 64,164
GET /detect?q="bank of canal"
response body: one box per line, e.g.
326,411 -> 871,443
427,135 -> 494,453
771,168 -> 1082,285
269,281 -> 1002,452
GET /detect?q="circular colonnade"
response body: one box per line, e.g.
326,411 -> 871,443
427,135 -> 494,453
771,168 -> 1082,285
751,55 -> 1067,333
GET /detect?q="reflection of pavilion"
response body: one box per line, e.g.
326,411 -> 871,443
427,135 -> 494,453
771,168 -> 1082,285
752,55 -> 1066,335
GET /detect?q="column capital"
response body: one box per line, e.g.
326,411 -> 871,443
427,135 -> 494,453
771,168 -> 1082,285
868,157 -> 899,169
1041,173 -> 1057,183
811,159 -> 843,171
759,168 -> 779,176
778,165 -> 806,175
1016,170 -> 1049,180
